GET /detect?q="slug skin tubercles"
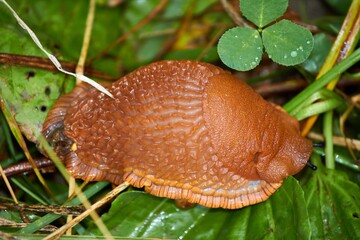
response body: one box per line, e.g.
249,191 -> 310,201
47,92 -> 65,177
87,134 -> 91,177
42,60 -> 313,209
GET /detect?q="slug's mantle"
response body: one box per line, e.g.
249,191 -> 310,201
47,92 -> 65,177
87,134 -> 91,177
42,60 -> 313,209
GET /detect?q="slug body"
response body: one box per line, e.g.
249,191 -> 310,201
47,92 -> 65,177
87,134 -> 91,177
43,60 -> 312,209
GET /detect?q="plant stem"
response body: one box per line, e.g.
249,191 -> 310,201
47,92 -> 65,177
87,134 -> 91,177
301,0 -> 360,136
323,111 -> 335,169
283,47 -> 360,113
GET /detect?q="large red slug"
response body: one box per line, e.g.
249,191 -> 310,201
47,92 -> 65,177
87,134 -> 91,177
42,60 -> 313,209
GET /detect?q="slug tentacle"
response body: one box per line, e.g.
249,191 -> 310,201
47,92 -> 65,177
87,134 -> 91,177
43,60 -> 313,209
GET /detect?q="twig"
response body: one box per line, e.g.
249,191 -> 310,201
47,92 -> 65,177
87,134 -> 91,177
0,217 -> 57,233
196,24 -> 228,61
44,182 -> 130,240
0,53 -> 117,81
1,158 -> 54,178
220,0 -> 250,27
0,203 -> 85,215
0,0 -> 113,98
75,0 -> 96,85
0,164 -> 30,223
308,132 -> 360,152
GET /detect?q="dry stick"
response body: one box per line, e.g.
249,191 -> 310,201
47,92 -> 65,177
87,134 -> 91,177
75,0 -> 96,85
0,0 -> 113,98
0,165 -> 30,223
66,177 -> 76,236
196,24 -> 228,61
0,217 -> 57,233
0,203 -> 84,216
87,0 -> 169,65
0,53 -> 117,81
44,182 -> 130,240
308,132 -> 360,152
0,166 -> 18,204
220,0 -> 251,27
0,230 -> 18,240
2,158 -> 54,178
340,94 -> 360,160
340,104 -> 357,160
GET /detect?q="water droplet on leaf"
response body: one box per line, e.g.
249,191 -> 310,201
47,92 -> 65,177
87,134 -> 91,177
291,51 -> 297,57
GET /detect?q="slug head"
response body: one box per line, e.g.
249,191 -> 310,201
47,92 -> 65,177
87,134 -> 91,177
42,84 -> 91,161
43,121 -> 73,159
204,72 -> 313,184
254,110 -> 313,183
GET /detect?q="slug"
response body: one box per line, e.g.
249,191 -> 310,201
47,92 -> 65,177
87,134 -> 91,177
42,60 -> 313,209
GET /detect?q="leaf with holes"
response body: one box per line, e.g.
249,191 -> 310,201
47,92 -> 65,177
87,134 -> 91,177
301,33 -> 332,73
240,0 -> 288,28
262,20 -> 314,66
0,28 -> 66,143
217,27 -> 263,71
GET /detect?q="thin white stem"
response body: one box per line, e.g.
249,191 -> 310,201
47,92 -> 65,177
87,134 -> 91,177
0,0 -> 114,99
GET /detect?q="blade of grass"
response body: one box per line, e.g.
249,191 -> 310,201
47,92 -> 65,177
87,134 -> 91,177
36,132 -> 113,237
294,98 -> 342,121
1,112 -> 16,160
290,89 -> 340,117
10,178 -> 47,205
301,0 -> 360,135
283,47 -> 360,113
0,98 -> 56,202
43,182 -> 130,240
323,111 -> 335,169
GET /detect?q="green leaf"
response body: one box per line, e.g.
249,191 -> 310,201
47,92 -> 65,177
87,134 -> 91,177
0,29 -> 65,142
240,0 -> 288,28
90,177 -> 309,239
302,156 -> 360,239
324,0 -> 352,14
262,20 -> 314,66
301,33 -> 332,74
217,27 -> 263,71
